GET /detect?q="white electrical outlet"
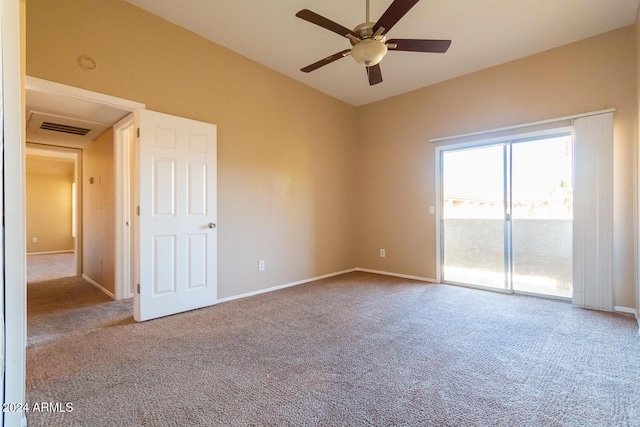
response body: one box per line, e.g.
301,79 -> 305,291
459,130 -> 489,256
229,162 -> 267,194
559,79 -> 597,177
32,237 -> 38,243
429,206 -> 435,215
259,260 -> 265,271
380,249 -> 386,258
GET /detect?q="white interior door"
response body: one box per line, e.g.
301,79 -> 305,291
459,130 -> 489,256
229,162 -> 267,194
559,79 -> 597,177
134,109 -> 217,322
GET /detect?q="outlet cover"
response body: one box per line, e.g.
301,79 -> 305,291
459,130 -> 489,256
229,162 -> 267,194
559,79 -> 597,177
259,260 -> 265,271
380,249 -> 386,258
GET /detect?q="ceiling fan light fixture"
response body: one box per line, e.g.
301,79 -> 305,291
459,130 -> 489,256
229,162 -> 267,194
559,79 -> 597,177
351,39 -> 387,66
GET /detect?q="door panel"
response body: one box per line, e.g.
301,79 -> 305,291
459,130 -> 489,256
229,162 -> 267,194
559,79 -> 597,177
511,135 -> 573,297
153,235 -> 176,295
441,145 -> 507,289
135,109 -> 217,321
187,162 -> 207,215
187,234 -> 207,289
153,158 -> 176,215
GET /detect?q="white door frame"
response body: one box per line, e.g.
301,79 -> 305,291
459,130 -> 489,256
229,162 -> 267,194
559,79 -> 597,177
114,114 -> 135,299
25,76 -> 145,302
1,3 -> 6,422
4,1 -> 25,425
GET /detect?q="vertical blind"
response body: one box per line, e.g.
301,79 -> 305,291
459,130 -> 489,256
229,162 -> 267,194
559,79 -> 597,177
572,112 -> 614,310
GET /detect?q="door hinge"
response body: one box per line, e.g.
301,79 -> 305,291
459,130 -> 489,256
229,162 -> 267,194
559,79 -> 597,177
137,206 -> 140,216
136,128 -> 140,138
137,283 -> 140,294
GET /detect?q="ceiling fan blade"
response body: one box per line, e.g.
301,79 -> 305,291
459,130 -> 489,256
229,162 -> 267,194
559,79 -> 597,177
296,9 -> 359,39
301,49 -> 352,73
387,39 -> 451,53
372,0 -> 420,35
366,64 -> 383,85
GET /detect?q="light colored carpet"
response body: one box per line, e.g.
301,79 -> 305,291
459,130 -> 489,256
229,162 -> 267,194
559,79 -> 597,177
27,252 -> 76,283
26,272 -> 640,426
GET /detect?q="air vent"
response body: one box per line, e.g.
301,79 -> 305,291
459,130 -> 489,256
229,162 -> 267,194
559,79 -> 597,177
26,111 -> 111,147
40,121 -> 91,136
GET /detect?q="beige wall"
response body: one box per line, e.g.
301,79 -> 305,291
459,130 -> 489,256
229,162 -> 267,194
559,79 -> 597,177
355,26 -> 637,308
82,129 -> 115,294
636,9 -> 640,315
26,0 -> 357,299
26,169 -> 74,253
26,0 -> 638,309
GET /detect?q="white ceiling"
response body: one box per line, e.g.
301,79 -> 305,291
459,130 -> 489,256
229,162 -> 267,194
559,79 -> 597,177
25,81 -> 133,148
124,0 -> 639,106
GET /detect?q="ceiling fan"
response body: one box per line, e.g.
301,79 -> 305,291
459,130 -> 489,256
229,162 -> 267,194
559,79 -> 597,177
296,0 -> 451,86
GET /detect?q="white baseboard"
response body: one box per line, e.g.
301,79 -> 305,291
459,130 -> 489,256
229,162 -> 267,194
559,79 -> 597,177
613,306 -> 637,315
355,268 -> 436,283
216,268 -> 437,305
217,268 -> 357,304
27,250 -> 75,255
82,274 -> 116,299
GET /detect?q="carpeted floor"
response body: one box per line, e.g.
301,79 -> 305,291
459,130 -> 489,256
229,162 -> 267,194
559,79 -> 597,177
26,272 -> 640,426
27,252 -> 76,283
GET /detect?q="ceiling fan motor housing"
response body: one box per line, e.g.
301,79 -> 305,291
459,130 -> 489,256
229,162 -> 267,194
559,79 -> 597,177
351,22 -> 388,66
353,22 -> 376,40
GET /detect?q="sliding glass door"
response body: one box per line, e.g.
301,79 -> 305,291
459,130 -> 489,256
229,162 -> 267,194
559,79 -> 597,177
511,135 -> 573,297
440,133 -> 573,298
441,144 -> 508,289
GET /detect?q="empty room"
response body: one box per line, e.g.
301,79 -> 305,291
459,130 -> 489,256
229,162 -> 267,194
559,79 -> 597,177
3,0 -> 640,426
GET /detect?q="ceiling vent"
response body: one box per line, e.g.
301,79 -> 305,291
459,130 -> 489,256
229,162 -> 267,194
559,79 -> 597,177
39,121 -> 91,136
26,111 -> 111,147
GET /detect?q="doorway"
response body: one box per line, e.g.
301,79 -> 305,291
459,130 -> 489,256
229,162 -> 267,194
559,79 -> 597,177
439,132 -> 574,299
25,146 -> 80,282
25,76 -> 144,300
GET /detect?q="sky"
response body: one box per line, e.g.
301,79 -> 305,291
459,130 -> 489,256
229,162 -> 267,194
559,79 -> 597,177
442,134 -> 573,218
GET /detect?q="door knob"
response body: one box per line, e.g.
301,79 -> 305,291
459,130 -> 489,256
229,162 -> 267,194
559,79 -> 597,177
208,222 -> 216,229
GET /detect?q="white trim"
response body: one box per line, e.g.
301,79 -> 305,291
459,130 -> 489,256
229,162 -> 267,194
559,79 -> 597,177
613,306 -> 637,315
82,274 -> 116,299
0,4 -> 5,423
434,127 -> 574,152
216,269 -> 358,304
25,76 -> 145,112
429,108 -> 615,143
4,0 -> 26,425
114,114 -> 135,300
217,268 -> 439,307
26,250 -> 75,255
355,268 -> 436,283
